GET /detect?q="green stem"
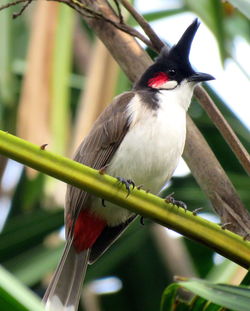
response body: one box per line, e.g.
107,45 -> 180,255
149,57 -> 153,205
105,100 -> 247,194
51,5 -> 74,155
0,130 -> 250,268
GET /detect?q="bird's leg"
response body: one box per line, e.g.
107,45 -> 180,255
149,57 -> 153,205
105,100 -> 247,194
140,216 -> 145,225
165,193 -> 187,211
116,177 -> 135,197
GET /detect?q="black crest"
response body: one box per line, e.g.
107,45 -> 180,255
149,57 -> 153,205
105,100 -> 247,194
135,19 -> 204,88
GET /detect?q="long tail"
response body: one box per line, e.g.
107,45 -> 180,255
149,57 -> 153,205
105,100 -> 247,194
43,240 -> 90,311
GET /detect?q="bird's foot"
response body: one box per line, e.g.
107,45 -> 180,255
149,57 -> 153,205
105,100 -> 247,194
165,193 -> 187,211
117,177 -> 135,197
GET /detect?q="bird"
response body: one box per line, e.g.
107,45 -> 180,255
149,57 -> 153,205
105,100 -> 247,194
43,18 -> 214,311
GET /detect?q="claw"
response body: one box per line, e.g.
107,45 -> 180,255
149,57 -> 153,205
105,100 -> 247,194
127,179 -> 135,189
192,207 -> 203,216
101,198 -> 106,207
116,177 -> 135,197
165,194 -> 187,212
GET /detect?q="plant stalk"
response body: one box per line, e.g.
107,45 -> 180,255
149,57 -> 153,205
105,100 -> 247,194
0,130 -> 250,268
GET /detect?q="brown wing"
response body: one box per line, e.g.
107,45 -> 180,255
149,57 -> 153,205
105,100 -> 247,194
89,215 -> 137,264
65,91 -> 135,237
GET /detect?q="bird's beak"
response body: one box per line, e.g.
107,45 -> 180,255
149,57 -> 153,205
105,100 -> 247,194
188,72 -> 215,82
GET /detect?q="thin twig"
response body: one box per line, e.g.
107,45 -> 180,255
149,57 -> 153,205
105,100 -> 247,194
119,0 -> 164,52
0,0 -> 28,12
50,0 -> 154,49
0,0 -> 154,50
52,0 -> 98,19
12,0 -> 32,18
195,86 -> 250,176
113,0 -> 123,24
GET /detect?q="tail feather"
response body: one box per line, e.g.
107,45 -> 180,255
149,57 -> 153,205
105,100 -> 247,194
43,240 -> 90,311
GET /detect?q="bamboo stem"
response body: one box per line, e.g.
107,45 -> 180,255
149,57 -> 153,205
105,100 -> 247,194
0,130 -> 250,268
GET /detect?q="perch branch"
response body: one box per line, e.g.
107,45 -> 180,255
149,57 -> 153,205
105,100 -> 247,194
0,130 -> 250,268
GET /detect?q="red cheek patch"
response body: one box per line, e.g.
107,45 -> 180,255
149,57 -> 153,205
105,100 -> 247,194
148,72 -> 169,88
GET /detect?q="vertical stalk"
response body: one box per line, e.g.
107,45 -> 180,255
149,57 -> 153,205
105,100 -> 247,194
51,5 -> 74,155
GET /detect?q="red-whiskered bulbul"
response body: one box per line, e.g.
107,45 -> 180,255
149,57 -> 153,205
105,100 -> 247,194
43,19 -> 214,310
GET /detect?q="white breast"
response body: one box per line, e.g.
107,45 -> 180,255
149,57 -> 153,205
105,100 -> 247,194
92,82 -> 194,226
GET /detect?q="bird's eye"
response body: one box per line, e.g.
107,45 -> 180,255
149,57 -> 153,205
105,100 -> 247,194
168,69 -> 176,77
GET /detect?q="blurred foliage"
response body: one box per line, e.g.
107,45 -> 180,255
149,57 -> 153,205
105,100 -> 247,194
0,0 -> 249,310
161,278 -> 250,311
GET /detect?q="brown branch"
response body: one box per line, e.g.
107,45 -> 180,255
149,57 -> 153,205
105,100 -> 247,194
119,0 -> 164,51
50,0 -> 155,49
113,0 -> 123,24
195,86 -> 250,176
184,116 -> 250,237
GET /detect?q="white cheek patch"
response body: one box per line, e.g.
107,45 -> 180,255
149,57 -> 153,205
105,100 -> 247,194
159,80 -> 178,90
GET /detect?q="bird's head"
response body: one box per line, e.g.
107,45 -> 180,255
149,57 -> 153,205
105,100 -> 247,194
135,19 -> 214,91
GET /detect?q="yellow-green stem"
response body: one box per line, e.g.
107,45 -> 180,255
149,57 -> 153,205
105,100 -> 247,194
0,130 -> 250,268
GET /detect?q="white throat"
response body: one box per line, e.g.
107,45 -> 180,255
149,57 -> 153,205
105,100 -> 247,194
157,79 -> 195,111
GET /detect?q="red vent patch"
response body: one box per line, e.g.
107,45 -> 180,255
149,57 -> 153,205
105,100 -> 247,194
73,209 -> 106,252
148,72 -> 169,88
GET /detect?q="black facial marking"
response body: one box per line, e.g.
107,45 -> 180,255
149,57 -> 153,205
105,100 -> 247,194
134,19 -> 200,91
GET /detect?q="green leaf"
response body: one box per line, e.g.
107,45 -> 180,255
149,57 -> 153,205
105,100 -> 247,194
179,278 -> 250,311
203,301 -> 223,311
4,244 -> 64,286
160,283 -> 179,311
160,283 -> 223,311
0,265 -> 45,311
189,296 -> 207,310
241,269 -> 250,286
0,209 -> 63,262
227,0 -> 250,19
